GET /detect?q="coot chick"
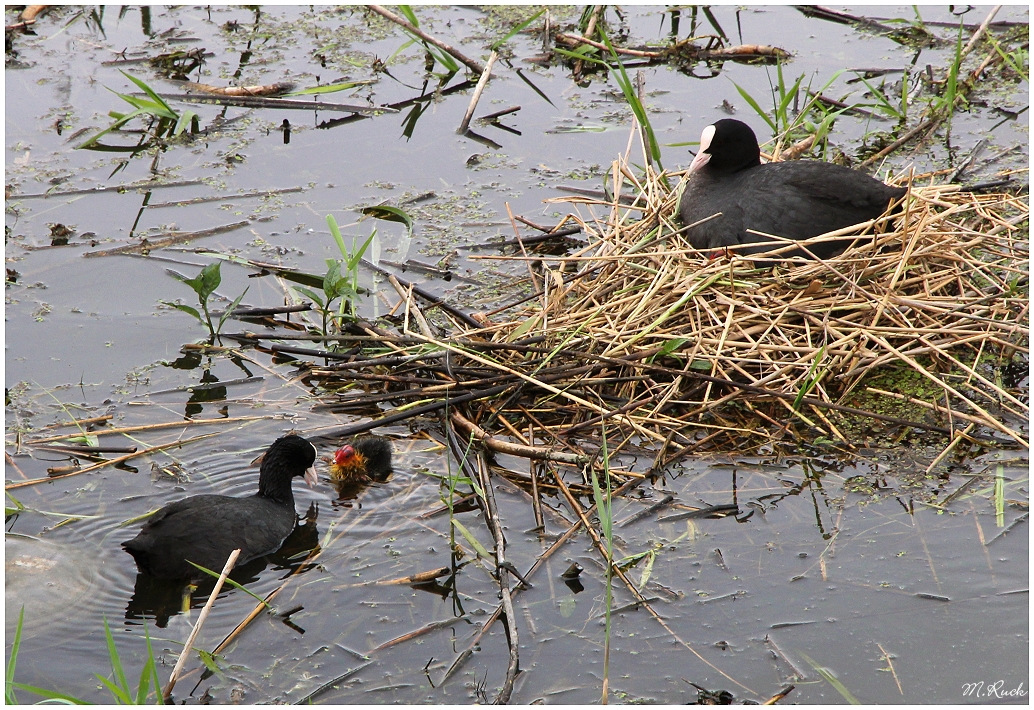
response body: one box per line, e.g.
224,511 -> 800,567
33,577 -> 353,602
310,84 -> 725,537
679,119 -> 907,259
328,436 -> 393,483
122,434 -> 318,579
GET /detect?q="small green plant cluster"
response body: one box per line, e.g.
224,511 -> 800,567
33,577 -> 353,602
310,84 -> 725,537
77,71 -> 197,153
294,215 -> 376,336
6,609 -> 163,705
164,261 -> 248,340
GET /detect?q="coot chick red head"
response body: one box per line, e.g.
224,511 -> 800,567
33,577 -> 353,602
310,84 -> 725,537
121,434 -> 319,579
329,436 -> 393,483
688,119 -> 762,177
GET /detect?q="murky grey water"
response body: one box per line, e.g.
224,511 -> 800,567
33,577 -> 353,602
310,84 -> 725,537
6,5 -> 1028,705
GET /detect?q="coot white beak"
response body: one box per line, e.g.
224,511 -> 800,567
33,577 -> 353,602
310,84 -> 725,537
304,442 -> 319,487
688,124 -> 716,175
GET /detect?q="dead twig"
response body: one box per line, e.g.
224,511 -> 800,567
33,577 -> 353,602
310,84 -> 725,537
458,50 -> 498,133
163,549 -> 240,700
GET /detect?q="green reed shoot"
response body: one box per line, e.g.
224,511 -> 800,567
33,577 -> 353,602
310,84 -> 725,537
394,6 -> 460,76
165,261 -> 248,339
77,71 -> 197,151
6,610 -> 163,704
985,34 -> 1028,82
490,8 -> 546,51
793,345 -> 827,411
590,423 -> 615,703
600,27 -> 663,169
800,651 -> 862,704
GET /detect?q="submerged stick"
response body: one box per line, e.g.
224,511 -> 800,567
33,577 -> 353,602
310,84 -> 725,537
6,432 -> 220,490
475,451 -> 520,704
21,415 -> 269,445
163,549 -> 240,700
83,220 -> 252,257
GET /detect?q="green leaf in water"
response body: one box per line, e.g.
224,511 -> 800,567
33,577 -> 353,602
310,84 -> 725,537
451,518 -> 493,560
799,651 -> 861,704
361,205 -> 414,236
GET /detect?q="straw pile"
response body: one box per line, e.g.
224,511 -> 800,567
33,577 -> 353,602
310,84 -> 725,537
448,154 -> 1029,459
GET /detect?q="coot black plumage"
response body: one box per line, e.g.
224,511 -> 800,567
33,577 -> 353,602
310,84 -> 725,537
122,434 -> 318,579
328,436 -> 393,483
679,119 -> 907,259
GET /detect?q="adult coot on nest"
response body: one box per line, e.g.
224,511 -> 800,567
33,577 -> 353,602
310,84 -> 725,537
679,119 -> 907,259
328,436 -> 393,483
122,434 -> 318,579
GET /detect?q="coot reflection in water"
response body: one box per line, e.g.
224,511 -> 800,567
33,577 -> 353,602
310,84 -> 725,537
124,506 -> 320,628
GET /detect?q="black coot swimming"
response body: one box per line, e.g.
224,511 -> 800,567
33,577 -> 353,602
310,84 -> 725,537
122,434 -> 318,579
327,436 -> 393,483
679,119 -> 907,259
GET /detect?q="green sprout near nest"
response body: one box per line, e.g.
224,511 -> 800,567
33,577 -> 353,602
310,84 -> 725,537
164,262 -> 248,340
294,215 -> 376,335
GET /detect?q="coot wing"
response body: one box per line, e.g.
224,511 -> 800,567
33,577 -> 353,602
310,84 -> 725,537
767,161 -> 906,211
123,495 -> 297,578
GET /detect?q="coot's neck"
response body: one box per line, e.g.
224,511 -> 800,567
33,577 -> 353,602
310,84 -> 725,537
257,473 -> 296,505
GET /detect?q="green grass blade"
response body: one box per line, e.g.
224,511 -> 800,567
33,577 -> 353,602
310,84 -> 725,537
995,463 -> 1005,527
10,681 -> 88,704
793,345 -> 826,411
850,72 -> 905,120
186,561 -> 272,609
326,215 -> 350,262
120,70 -> 176,115
138,621 -> 161,705
800,652 -> 861,704
285,79 -> 377,96
490,8 -> 546,51
346,231 -> 377,271
94,674 -> 132,704
101,617 -> 131,699
75,108 -> 150,148
172,109 -> 198,137
398,5 -> 419,26
776,73 -> 804,128
111,91 -> 175,117
731,80 -> 777,132
6,607 -> 24,704
451,518 -> 494,560
600,27 -> 662,168
985,35 -> 1028,82
942,19 -> 965,124
637,550 -> 656,589
216,286 -> 250,334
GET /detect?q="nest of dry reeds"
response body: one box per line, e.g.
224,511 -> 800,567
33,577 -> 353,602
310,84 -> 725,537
440,146 -> 1029,462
